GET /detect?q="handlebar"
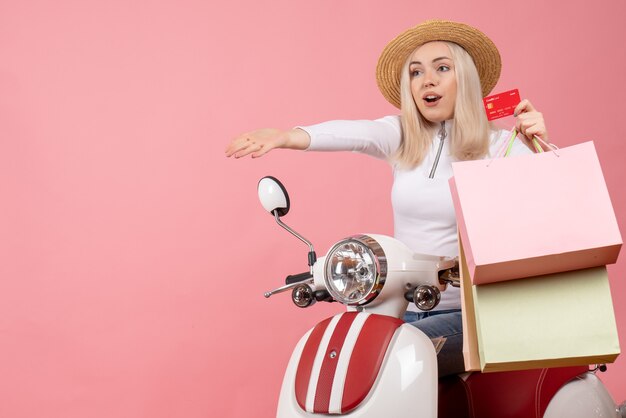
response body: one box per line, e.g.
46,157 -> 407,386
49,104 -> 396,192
285,272 -> 313,285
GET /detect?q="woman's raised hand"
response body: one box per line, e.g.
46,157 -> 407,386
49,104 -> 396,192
225,128 -> 311,159
513,99 -> 549,143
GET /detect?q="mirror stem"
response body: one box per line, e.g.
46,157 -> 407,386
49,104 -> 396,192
274,211 -> 317,272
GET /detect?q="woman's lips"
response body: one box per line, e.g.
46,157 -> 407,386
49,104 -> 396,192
423,95 -> 442,107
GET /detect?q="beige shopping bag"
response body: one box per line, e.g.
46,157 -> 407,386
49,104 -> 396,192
460,236 -> 620,372
474,265 -> 620,372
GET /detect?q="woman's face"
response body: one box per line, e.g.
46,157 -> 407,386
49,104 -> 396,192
408,41 -> 457,123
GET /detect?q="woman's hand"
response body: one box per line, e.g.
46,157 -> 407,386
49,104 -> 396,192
513,99 -> 549,146
225,128 -> 311,159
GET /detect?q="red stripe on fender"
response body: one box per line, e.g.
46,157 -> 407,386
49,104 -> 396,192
313,312 -> 358,413
295,316 -> 333,411
342,314 -> 404,413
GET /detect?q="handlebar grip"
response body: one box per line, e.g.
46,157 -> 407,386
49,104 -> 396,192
285,272 -> 313,285
314,290 -> 333,303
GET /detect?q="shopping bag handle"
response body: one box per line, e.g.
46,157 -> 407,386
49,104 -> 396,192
503,128 -> 560,157
487,129 -> 559,167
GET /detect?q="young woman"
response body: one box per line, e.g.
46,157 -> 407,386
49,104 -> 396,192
225,19 -> 548,376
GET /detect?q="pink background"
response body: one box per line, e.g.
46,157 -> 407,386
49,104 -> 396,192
1,1 -> 625,416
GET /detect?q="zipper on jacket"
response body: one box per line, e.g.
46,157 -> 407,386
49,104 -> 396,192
428,121 -> 447,179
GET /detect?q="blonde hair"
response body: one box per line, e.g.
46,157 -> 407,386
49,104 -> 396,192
395,41 -> 492,168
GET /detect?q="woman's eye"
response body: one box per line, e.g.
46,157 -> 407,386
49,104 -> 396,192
410,69 -> 422,77
438,65 -> 450,72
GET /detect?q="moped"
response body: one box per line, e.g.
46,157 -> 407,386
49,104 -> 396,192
257,176 -> 626,418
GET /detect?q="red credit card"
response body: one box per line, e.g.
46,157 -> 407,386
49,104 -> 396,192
483,89 -> 520,121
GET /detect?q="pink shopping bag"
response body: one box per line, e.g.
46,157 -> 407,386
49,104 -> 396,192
449,141 -> 622,285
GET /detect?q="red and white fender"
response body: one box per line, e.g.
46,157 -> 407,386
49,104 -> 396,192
277,311 -> 438,418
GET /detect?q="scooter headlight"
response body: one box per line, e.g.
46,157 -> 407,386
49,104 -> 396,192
324,235 -> 387,306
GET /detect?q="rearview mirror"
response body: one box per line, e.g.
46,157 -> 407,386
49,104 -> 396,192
257,176 -> 290,217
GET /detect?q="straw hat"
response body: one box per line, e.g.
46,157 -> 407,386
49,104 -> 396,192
376,19 -> 501,108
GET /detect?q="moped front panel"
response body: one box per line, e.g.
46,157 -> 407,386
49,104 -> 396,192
277,314 -> 437,418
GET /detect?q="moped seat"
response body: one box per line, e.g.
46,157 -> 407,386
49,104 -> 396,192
438,365 -> 588,418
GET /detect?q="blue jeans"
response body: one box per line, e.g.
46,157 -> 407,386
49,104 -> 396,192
403,309 -> 464,377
